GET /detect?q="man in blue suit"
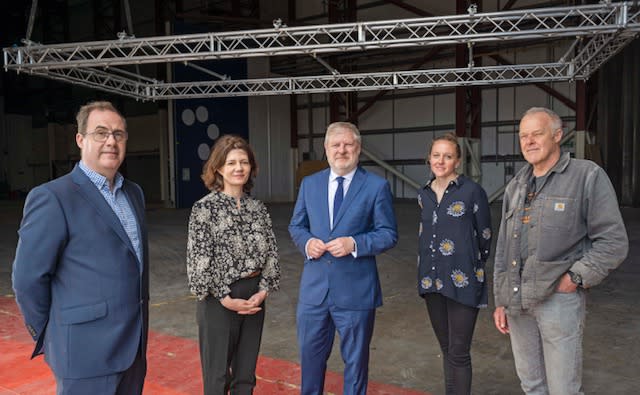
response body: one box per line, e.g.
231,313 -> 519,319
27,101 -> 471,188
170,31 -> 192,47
12,101 -> 149,395
289,121 -> 398,395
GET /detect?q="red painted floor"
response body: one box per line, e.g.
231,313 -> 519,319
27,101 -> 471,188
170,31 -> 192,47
1,297 -> 430,395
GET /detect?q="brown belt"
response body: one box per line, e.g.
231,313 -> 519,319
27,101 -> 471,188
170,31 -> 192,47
244,270 -> 261,279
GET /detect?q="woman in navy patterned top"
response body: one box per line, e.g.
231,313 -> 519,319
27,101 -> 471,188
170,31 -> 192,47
417,132 -> 492,395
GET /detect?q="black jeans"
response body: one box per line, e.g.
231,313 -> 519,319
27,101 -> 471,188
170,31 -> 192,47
425,293 -> 479,395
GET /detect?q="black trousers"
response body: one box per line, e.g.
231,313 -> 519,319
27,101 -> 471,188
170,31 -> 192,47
425,293 -> 479,395
197,276 -> 265,395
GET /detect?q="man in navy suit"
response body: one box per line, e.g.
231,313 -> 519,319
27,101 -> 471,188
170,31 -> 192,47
12,101 -> 149,395
289,121 -> 398,395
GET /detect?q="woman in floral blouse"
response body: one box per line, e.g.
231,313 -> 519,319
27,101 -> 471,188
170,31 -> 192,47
417,132 -> 491,395
186,135 -> 280,395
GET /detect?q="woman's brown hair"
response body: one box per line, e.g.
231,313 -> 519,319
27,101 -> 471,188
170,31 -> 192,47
201,135 -> 258,193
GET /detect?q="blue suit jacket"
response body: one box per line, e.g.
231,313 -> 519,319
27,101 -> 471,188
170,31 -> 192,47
12,165 -> 149,379
289,166 -> 398,310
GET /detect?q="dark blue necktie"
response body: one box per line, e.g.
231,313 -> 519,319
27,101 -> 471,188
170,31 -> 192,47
333,176 -> 345,226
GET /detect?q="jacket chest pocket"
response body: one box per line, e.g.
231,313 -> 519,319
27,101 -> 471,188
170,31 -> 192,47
540,196 -> 576,230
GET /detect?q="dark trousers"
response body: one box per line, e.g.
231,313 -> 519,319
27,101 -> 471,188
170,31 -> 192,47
197,276 -> 265,395
425,293 -> 479,395
55,346 -> 146,395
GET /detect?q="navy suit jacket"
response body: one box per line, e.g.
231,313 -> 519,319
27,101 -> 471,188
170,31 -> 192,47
289,166 -> 398,310
12,165 -> 149,379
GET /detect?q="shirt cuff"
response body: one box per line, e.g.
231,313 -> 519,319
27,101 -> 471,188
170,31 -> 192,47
350,236 -> 358,258
305,238 -> 315,260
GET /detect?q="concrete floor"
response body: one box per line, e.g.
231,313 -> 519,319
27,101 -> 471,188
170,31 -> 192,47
1,199 -> 639,394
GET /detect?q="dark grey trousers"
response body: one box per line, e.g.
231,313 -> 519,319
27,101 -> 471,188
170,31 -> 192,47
196,276 -> 265,395
55,346 -> 146,395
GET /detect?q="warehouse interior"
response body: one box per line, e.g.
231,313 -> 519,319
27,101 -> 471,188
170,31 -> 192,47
0,0 -> 639,394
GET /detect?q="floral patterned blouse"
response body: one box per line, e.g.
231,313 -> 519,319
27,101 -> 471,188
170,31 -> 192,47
417,175 -> 492,308
186,190 -> 280,300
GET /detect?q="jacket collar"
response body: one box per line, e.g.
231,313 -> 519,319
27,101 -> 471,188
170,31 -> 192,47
424,174 -> 465,190
514,151 -> 571,185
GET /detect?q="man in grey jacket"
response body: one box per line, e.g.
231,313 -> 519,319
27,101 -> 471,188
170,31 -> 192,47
492,107 -> 628,395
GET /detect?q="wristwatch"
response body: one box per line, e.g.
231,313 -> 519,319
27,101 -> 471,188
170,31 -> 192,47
567,270 -> 583,287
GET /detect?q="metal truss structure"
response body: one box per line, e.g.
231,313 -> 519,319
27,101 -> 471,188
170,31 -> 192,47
4,2 -> 640,100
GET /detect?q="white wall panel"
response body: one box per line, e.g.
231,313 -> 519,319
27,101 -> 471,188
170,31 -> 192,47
434,93 -> 455,125
249,95 -> 293,202
498,130 -> 519,155
297,138 -> 325,161
498,87 -> 518,121
481,127 -> 497,155
362,134 -> 393,160
312,104 -> 329,137
400,164 -> 427,195
394,95 -> 434,128
248,59 -> 293,201
394,132 -> 432,160
297,109 -> 308,135
515,85 -> 548,117
481,89 -> 497,123
358,99 -> 393,131
481,162 -> 506,198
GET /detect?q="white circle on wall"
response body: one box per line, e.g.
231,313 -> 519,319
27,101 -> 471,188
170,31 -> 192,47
197,143 -> 211,160
207,124 -> 220,140
196,106 -> 209,123
181,109 -> 195,126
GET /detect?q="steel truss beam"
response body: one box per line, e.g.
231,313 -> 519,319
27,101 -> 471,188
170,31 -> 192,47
151,63 -> 573,99
3,2 -> 639,100
4,2 -> 639,70
26,63 -> 570,100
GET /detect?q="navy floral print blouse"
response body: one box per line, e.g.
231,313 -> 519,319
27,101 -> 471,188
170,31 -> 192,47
417,175 -> 492,308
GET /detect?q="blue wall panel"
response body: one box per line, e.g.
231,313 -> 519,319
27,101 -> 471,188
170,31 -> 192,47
173,23 -> 248,208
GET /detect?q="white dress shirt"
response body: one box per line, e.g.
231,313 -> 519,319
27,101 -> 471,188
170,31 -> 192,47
328,168 -> 356,229
304,168 -> 359,260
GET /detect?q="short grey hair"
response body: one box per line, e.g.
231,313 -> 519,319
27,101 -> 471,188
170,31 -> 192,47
324,122 -> 362,145
522,107 -> 562,131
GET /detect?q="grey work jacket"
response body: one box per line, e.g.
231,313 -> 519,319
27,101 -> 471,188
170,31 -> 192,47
493,152 -> 628,310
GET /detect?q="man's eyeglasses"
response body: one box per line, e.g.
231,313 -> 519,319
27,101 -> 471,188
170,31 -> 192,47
84,127 -> 128,142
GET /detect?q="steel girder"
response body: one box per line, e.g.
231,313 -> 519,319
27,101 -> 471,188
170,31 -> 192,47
3,2 -> 639,100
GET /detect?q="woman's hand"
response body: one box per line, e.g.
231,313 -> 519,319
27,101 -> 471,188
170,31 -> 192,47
247,290 -> 268,307
220,295 -> 262,315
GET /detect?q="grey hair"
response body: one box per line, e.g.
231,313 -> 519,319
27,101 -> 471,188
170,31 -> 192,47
522,107 -> 562,131
324,122 -> 362,145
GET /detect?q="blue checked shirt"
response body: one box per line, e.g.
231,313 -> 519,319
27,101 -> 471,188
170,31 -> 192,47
79,162 -> 143,263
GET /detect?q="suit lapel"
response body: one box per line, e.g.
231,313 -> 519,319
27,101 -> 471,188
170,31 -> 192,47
316,169 -> 331,233
332,167 -> 366,230
71,166 -> 137,258
122,181 -> 145,270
